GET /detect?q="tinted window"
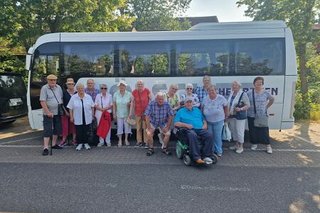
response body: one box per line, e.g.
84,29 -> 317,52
119,42 -> 170,76
63,43 -> 114,78
176,40 -> 231,76
175,38 -> 285,76
235,39 -> 285,75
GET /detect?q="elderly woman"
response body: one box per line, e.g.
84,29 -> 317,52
227,81 -> 250,154
67,83 -> 95,151
113,80 -> 132,147
247,76 -> 274,154
202,85 -> 228,157
95,83 -> 113,147
59,78 -> 77,147
130,80 -> 152,147
180,83 -> 200,108
164,84 -> 180,113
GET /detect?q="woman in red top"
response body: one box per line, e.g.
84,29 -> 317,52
130,80 -> 152,147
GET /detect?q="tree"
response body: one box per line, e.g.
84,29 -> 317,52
126,0 -> 192,31
0,0 -> 135,51
237,0 -> 320,118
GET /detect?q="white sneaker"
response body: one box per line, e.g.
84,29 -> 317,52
266,145 -> 273,154
97,142 -> 104,147
251,144 -> 258,151
236,147 -> 244,154
84,143 -> 91,150
106,142 -> 111,147
76,144 -> 83,151
125,140 -> 130,146
158,133 -> 164,149
118,141 -> 122,147
203,157 -> 213,164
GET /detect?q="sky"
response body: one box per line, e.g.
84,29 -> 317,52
183,0 -> 252,22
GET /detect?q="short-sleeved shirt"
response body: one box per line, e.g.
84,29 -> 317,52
95,93 -> 112,113
39,84 -> 63,115
85,88 -> 99,102
144,100 -> 174,128
194,86 -> 208,103
67,93 -> 94,125
113,90 -> 131,118
247,90 -> 273,117
132,88 -> 150,116
174,107 -> 204,129
164,93 -> 180,110
202,94 -> 227,123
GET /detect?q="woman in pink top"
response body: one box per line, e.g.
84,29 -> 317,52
130,80 -> 152,147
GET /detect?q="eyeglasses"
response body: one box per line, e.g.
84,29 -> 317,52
100,87 -> 107,90
186,88 -> 193,90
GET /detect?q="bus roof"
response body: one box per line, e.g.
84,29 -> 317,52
189,20 -> 287,31
29,21 -> 288,54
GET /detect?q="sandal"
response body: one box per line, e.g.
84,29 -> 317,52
162,147 -> 172,156
146,148 -> 154,156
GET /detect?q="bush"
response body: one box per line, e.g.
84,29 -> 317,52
294,92 -> 310,120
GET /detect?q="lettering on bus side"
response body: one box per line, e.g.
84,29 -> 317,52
218,87 -> 279,97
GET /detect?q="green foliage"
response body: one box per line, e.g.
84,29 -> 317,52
0,0 -> 135,50
127,0 -> 192,31
294,91 -> 311,120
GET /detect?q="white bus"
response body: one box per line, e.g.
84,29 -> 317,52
26,21 -> 297,130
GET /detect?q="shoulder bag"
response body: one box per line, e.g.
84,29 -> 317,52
235,92 -> 247,120
50,88 -> 65,116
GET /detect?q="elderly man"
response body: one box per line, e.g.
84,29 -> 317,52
85,79 -> 99,102
174,97 -> 213,164
144,92 -> 174,156
39,74 -> 63,156
194,75 -> 212,103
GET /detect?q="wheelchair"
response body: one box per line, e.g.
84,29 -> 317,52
173,128 -> 218,166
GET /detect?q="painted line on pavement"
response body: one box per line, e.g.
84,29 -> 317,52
180,184 -> 251,192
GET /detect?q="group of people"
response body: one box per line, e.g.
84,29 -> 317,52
40,75 -> 274,164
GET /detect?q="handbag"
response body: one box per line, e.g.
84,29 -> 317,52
253,116 -> 268,127
252,90 -> 268,128
235,92 -> 247,120
222,122 -> 232,141
50,88 -> 64,116
57,104 -> 65,116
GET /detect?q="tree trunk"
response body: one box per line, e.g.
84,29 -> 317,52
297,43 -> 308,96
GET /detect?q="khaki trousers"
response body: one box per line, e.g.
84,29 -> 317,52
135,116 -> 147,143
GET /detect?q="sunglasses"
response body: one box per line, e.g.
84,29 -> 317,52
67,83 -> 74,85
100,87 -> 107,90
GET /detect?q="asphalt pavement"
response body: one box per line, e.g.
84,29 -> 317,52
0,118 -> 319,213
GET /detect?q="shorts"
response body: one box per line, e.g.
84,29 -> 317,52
43,115 -> 62,137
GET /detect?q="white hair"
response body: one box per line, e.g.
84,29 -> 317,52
232,80 -> 242,87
